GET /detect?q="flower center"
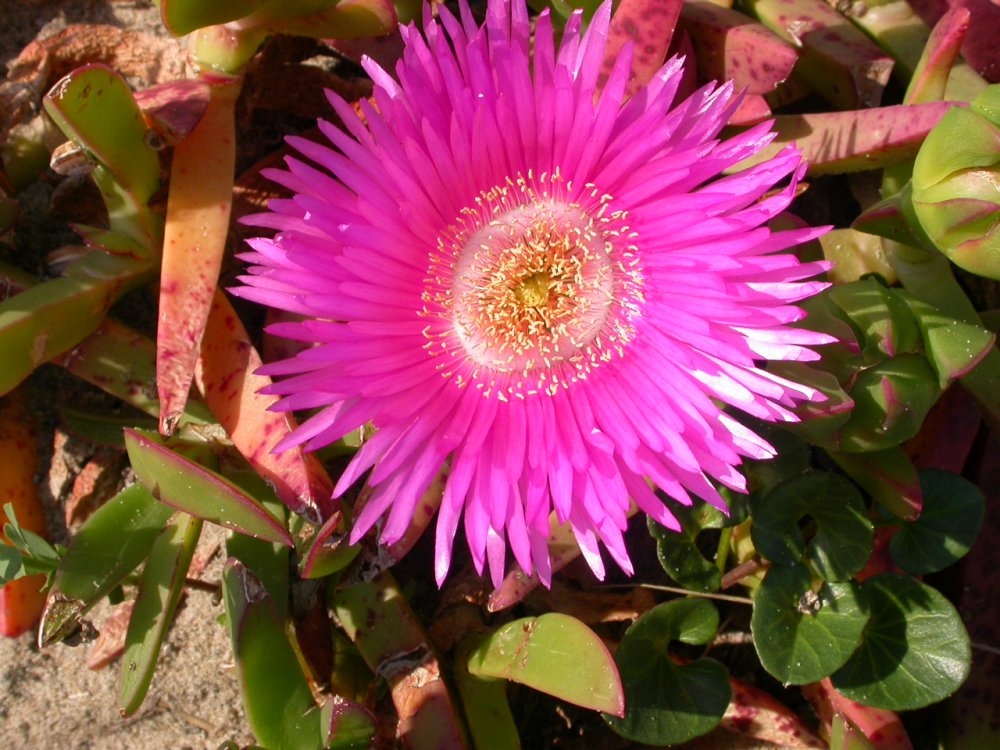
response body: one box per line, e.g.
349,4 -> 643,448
422,173 -> 644,397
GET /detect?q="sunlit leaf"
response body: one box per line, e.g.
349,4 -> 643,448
468,612 -> 623,716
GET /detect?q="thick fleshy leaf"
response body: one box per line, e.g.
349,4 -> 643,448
467,612 -> 623,716
830,447 -> 922,521
222,558 -> 323,749
322,696 -> 378,750
41,483 -> 174,646
195,290 -> 336,522
602,0 -> 682,97
332,573 -> 467,749
724,675 -> 825,748
123,428 -> 293,546
160,0 -> 267,36
744,0 -> 893,109
157,79 -> 240,435
0,252 -> 153,397
906,7 -> 972,105
752,564 -> 869,685
43,63 -> 159,213
732,102 -> 954,175
825,279 -> 921,362
454,645 -> 521,750
803,679 -> 914,750
133,79 -> 211,146
751,472 -> 873,581
901,293 -> 996,385
0,392 -> 48,637
819,228 -> 897,286
299,512 -> 359,580
119,512 -> 202,716
831,574 -> 971,709
890,470 -> 984,574
603,599 -> 730,745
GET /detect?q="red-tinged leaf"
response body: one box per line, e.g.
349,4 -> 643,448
679,0 -> 798,95
134,79 -> 211,146
194,290 -> 336,522
0,391 -> 48,638
602,0 -> 683,97
722,673 -> 825,748
907,7 -> 971,105
731,101 -> 957,175
831,447 -> 922,521
86,600 -> 134,670
804,679 -> 914,750
157,78 -> 240,435
909,0 -> 1000,82
728,94 -> 772,126
905,385 -> 981,474
123,428 -> 293,547
745,0 -> 894,109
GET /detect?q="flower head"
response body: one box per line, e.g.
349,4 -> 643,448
235,0 -> 831,587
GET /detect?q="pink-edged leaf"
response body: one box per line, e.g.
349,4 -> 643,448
123,428 -> 293,546
909,0 -> 1000,82
157,78 -> 240,435
804,679 -> 914,750
746,0 -> 894,109
468,613 -> 624,717
602,0 -> 683,97
831,447 -> 922,521
134,79 -> 211,146
679,0 -> 798,95
907,7 -> 971,104
194,290 -> 336,523
722,672 -> 825,748
729,94 -> 772,126
299,512 -> 359,580
732,101 -> 957,174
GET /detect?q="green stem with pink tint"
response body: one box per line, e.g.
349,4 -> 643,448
332,572 -> 469,749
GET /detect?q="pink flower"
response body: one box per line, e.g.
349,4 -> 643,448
235,0 -> 831,587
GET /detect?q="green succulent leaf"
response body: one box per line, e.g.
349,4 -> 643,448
603,598 -> 730,746
831,574 -> 971,710
124,429 -> 292,547
826,279 -> 921,362
160,0 -> 268,36
890,470 -> 985,575
468,612 -> 623,716
454,643 -> 521,750
751,472 -> 873,581
321,697 -> 377,750
830,446 -> 921,521
119,512 -> 203,716
901,293 -> 996,385
222,559 -> 322,750
42,484 -> 174,646
751,564 -> 869,685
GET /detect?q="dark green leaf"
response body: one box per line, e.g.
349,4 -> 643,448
603,599 -> 730,745
831,574 -> 971,709
648,504 -> 724,593
752,564 -> 869,685
751,472 -> 873,580
890,470 -> 984,574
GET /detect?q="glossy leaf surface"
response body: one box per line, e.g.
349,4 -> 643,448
752,564 -> 869,685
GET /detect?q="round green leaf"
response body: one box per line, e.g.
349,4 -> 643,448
831,574 -> 971,710
890,470 -> 985,574
647,504 -> 725,593
467,613 -> 623,716
751,472 -> 873,580
603,599 -> 731,746
752,564 -> 869,685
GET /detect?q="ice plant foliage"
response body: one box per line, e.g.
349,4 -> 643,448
235,0 -> 832,587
